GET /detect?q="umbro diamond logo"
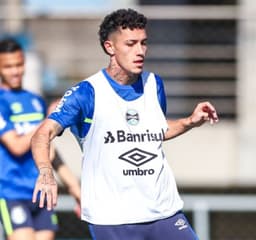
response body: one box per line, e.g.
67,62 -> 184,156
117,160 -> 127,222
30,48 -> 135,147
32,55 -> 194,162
174,218 -> 188,230
119,148 -> 157,167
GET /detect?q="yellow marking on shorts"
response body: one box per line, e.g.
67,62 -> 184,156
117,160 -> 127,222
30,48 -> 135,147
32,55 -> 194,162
0,199 -> 13,235
51,213 -> 58,225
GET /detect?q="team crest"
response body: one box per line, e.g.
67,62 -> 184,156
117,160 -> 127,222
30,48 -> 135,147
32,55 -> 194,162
11,102 -> 23,113
11,206 -> 27,225
126,109 -> 139,126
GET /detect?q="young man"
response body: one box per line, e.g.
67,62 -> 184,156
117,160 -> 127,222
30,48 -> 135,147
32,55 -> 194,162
0,38 -> 80,240
31,9 -> 219,240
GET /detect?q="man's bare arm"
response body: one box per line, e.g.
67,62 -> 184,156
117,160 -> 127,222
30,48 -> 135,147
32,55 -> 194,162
31,119 -> 62,168
0,129 -> 36,156
164,101 -> 219,140
31,118 -> 63,210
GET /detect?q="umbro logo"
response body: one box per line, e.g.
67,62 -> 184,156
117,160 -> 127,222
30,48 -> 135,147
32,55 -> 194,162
174,218 -> 188,230
119,148 -> 157,167
119,148 -> 157,176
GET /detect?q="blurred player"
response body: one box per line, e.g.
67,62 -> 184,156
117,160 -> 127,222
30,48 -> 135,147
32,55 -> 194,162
0,38 -> 80,240
31,8 -> 218,240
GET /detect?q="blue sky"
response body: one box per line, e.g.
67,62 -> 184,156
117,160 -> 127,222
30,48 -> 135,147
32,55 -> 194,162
25,0 -> 135,14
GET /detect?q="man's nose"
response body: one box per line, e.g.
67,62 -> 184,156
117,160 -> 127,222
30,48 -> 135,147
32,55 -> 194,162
11,66 -> 19,74
136,44 -> 146,56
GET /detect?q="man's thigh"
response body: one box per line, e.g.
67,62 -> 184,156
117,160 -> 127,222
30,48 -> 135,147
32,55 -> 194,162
0,199 -> 58,236
88,211 -> 199,240
0,199 -> 34,236
149,211 -> 199,240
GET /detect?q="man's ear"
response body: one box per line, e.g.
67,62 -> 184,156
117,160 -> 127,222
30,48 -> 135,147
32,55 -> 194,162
104,40 -> 115,56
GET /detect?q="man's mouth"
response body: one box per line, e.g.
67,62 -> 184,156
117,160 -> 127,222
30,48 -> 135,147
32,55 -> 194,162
134,60 -> 144,66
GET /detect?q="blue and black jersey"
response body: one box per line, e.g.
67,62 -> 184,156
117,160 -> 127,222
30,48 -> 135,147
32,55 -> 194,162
0,88 -> 46,200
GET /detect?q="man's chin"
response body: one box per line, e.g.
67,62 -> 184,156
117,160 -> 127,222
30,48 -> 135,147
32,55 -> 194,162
11,86 -> 22,91
133,68 -> 143,75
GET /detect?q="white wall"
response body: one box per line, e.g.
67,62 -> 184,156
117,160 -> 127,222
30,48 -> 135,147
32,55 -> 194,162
164,121 -> 237,186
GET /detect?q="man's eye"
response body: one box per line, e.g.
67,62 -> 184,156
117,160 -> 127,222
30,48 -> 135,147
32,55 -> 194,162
127,42 -> 134,46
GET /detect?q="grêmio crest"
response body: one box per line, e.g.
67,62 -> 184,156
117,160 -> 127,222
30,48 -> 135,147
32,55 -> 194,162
126,109 -> 139,126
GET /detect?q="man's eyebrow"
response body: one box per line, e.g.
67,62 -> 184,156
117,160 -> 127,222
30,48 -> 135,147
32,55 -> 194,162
125,38 -> 147,42
125,39 -> 137,43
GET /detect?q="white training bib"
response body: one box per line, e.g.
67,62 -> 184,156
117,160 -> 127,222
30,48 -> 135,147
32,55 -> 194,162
80,71 -> 183,224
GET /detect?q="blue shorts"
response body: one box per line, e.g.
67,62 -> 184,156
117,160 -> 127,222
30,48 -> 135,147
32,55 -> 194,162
88,211 -> 199,240
0,199 -> 58,236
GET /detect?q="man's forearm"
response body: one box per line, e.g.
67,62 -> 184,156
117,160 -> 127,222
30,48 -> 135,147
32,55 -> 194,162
164,117 -> 193,141
31,132 -> 52,169
164,102 -> 219,141
31,119 -> 63,169
1,129 -> 36,156
57,164 -> 81,203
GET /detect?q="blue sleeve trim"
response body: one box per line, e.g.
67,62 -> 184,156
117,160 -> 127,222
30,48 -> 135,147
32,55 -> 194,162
49,81 -> 95,138
155,74 -> 167,116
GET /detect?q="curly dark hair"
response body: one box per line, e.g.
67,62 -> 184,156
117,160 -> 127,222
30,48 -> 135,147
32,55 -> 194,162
98,8 -> 147,55
0,38 -> 22,53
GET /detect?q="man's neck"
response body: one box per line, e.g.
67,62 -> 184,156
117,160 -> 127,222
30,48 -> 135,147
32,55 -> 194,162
106,63 -> 139,85
0,84 -> 21,91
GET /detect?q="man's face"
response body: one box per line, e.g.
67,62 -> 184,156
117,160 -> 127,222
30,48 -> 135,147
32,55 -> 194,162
107,27 -> 147,75
0,50 -> 25,90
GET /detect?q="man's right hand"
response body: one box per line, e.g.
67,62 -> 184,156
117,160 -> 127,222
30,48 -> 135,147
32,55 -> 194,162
32,167 -> 58,210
